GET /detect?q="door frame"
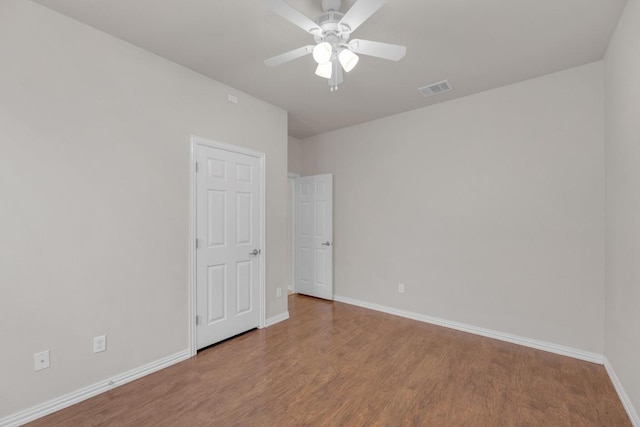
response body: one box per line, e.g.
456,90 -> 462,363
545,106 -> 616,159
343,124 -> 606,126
287,173 -> 300,293
189,135 -> 266,356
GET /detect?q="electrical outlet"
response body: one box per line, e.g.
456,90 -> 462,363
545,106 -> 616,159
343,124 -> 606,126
276,287 -> 282,298
398,283 -> 405,294
34,350 -> 50,371
93,335 -> 107,353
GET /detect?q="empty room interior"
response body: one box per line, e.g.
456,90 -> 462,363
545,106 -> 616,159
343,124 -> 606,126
1,0 -> 639,425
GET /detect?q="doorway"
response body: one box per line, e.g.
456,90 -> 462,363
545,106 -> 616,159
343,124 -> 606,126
293,174 -> 334,300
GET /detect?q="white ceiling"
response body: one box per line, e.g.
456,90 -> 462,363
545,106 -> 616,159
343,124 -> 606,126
33,0 -> 627,139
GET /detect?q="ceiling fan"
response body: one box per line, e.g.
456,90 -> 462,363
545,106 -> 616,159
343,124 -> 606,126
264,0 -> 406,91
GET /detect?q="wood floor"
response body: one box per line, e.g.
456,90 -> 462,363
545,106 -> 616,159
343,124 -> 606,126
31,295 -> 630,426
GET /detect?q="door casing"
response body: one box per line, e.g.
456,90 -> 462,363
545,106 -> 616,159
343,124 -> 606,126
189,135 -> 266,356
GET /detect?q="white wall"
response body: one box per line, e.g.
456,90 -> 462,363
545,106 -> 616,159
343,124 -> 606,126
0,0 -> 287,417
301,62 -> 605,354
287,136 -> 303,291
288,136 -> 303,174
605,0 -> 640,421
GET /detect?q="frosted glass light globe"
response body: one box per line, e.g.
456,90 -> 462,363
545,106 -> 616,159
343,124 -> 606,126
313,42 -> 333,64
339,49 -> 359,72
315,61 -> 333,79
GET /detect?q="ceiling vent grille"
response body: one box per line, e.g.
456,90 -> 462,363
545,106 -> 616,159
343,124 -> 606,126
419,80 -> 453,97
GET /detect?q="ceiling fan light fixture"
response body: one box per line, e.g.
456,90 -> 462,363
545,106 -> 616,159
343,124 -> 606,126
338,49 -> 359,72
264,0 -> 408,90
315,61 -> 333,79
312,42 -> 333,64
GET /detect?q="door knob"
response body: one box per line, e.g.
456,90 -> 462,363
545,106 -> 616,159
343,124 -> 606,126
321,241 -> 332,246
249,249 -> 261,256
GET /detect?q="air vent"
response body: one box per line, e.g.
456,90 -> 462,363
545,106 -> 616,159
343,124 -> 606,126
419,80 -> 453,97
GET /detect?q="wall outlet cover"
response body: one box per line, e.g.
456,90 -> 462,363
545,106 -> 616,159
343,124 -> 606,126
34,350 -> 50,371
93,335 -> 107,353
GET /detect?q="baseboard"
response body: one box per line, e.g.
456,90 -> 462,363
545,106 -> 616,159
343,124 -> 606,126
264,311 -> 290,327
0,349 -> 191,427
604,357 -> 640,426
333,295 -> 604,364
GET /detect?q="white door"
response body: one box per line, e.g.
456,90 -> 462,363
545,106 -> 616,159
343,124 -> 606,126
196,143 -> 262,349
295,174 -> 333,300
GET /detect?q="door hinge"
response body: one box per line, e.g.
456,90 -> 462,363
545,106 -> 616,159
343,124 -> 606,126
195,238 -> 199,249
195,162 -> 199,173
196,315 -> 200,326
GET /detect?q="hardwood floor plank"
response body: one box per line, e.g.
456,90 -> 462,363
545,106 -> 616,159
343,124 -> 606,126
29,295 -> 630,426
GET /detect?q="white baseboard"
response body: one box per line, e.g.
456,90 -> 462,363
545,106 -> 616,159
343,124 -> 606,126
604,357 -> 640,426
0,349 -> 191,427
264,311 -> 290,327
333,295 -> 604,364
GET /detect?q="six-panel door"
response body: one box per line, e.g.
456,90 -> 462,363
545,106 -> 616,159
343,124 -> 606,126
196,145 -> 261,349
295,174 -> 333,300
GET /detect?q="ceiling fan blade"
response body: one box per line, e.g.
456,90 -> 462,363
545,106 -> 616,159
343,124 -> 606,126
339,0 -> 387,33
349,39 -> 406,61
264,0 -> 322,34
265,45 -> 315,67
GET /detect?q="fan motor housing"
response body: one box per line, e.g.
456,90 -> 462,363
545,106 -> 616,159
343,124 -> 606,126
314,11 -> 350,43
317,10 -> 344,25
